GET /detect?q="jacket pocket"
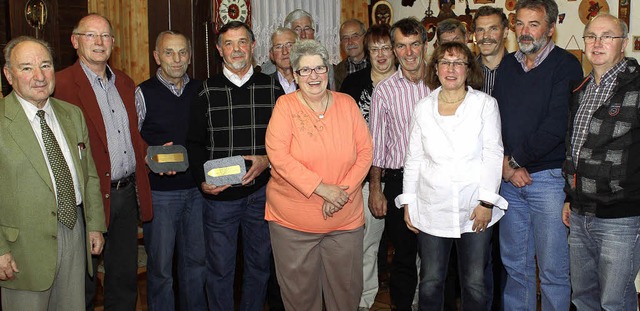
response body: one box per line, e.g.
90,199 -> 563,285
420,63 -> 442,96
0,226 -> 19,242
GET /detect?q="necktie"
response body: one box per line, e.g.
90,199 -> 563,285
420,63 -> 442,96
37,110 -> 77,229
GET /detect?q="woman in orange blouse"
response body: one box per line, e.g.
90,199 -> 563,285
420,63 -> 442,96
265,39 -> 373,311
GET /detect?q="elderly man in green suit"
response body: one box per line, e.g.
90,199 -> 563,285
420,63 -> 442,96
0,36 -> 106,310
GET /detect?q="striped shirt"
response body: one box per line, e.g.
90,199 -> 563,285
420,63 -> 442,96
476,51 -> 506,96
135,68 -> 191,128
570,59 -> 627,163
80,61 -> 136,180
515,40 -> 555,72
370,68 -> 431,169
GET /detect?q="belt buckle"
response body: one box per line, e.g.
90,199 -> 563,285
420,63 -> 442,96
115,179 -> 123,190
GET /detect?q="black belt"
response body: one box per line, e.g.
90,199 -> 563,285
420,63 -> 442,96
111,174 -> 135,189
383,168 -> 404,182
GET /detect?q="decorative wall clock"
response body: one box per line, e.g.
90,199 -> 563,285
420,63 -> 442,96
213,0 -> 252,32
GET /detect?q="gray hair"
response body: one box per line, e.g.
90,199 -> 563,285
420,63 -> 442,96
341,19 -> 366,35
155,30 -> 191,52
284,9 -> 314,29
515,0 -> 558,28
270,27 -> 298,49
584,13 -> 628,37
436,18 -> 467,41
290,39 -> 329,72
4,36 -> 53,68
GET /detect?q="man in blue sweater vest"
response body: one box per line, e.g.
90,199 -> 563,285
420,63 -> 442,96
135,31 -> 206,311
492,0 -> 583,310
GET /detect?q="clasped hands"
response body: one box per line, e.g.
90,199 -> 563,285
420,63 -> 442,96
314,183 -> 350,220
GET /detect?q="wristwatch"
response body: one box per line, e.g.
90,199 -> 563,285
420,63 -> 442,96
479,201 -> 494,209
508,156 -> 521,169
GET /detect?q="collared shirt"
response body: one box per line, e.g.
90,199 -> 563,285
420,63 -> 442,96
276,70 -> 297,94
515,40 -> 555,72
476,50 -> 507,96
570,59 -> 628,163
223,65 -> 254,87
347,57 -> 369,75
18,96 -> 82,205
395,87 -> 507,237
80,61 -> 136,180
370,67 -> 431,169
135,68 -> 191,127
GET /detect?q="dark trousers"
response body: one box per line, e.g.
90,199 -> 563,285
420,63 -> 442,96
383,176 -> 418,311
86,182 -> 139,310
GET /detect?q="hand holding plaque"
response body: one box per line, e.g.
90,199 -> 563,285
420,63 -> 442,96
146,145 -> 189,173
204,156 -> 247,186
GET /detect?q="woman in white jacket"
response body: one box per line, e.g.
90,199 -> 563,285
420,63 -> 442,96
396,41 -> 507,311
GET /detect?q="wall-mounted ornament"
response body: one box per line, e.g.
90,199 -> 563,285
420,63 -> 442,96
372,1 -> 394,26
508,13 -> 516,32
505,0 -> 517,11
422,0 -> 473,42
24,0 -> 47,38
473,0 -> 495,3
558,13 -> 566,24
402,0 -> 416,6
578,0 -> 609,25
633,36 -> 640,52
618,0 -> 630,31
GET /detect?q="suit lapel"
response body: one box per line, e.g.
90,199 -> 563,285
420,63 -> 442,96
70,61 -> 109,149
4,92 -> 54,192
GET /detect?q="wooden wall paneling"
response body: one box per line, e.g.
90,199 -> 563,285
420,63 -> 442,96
1,0 -> 9,96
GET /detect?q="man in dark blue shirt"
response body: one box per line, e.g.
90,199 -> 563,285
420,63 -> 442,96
492,0 -> 583,310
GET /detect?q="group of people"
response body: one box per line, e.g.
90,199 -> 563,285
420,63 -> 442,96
0,0 -> 639,311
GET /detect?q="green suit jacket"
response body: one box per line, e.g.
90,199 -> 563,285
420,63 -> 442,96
0,92 -> 107,291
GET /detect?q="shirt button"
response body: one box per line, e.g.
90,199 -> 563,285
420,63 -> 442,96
105,194 -> 110,199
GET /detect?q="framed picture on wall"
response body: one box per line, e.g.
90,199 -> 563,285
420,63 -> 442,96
633,36 -> 640,52
618,0 -> 630,31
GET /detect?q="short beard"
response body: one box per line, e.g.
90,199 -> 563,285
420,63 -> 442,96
518,33 -> 549,55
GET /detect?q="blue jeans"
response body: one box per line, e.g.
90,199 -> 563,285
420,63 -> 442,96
499,168 -> 570,311
143,187 -> 206,311
417,229 -> 492,311
569,213 -> 640,311
204,185 -> 271,311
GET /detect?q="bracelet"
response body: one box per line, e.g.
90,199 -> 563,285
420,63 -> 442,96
479,201 -> 494,209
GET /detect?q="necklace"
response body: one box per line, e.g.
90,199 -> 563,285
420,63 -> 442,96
299,91 -> 329,119
438,91 -> 467,104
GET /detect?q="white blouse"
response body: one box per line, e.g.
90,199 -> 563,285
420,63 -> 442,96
395,87 -> 508,238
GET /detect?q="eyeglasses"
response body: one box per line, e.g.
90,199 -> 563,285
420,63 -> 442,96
340,32 -> 364,42
295,65 -> 328,76
369,45 -> 393,55
437,60 -> 468,69
583,35 -> 626,44
273,42 -> 294,52
293,27 -> 315,34
74,32 -> 114,41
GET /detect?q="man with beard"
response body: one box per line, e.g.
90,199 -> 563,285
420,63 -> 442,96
186,21 -> 284,311
369,18 -> 430,311
473,6 -> 509,96
492,0 -> 583,310
335,19 -> 369,91
135,30 -> 206,311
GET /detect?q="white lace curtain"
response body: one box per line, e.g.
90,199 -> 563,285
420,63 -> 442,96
252,0 -> 341,66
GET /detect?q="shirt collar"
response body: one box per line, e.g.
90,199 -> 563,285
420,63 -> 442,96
223,65 -> 254,87
515,40 -> 555,71
155,68 -> 190,92
589,58 -> 628,87
80,60 -> 116,87
16,94 -> 52,122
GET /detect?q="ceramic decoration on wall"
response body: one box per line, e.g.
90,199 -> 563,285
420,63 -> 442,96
505,0 -> 516,11
578,0 -> 609,25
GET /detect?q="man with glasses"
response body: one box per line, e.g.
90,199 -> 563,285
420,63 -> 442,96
369,17 -> 430,311
186,21 -> 284,311
491,0 -> 582,309
435,18 -> 469,45
335,19 -> 369,91
563,13 -> 640,311
54,13 -> 153,311
269,28 -> 298,94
